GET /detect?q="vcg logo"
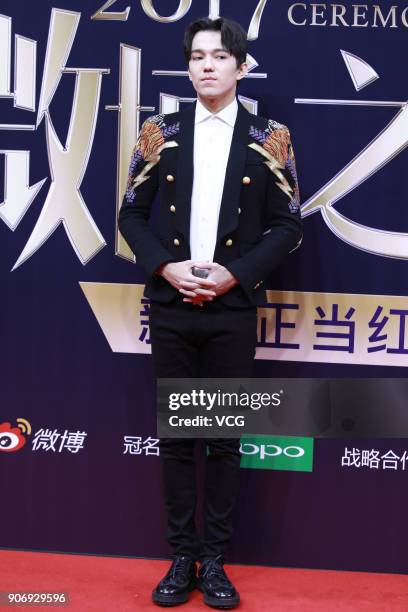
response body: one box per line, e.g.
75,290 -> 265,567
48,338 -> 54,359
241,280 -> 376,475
240,436 -> 314,472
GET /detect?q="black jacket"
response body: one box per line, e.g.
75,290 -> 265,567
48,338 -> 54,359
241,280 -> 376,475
118,100 -> 302,307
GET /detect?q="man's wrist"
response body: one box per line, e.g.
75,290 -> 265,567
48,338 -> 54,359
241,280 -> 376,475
224,267 -> 239,287
155,264 -> 164,276
155,262 -> 171,276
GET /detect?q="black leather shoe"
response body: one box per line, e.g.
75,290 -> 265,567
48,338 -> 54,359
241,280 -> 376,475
198,556 -> 240,609
152,555 -> 197,606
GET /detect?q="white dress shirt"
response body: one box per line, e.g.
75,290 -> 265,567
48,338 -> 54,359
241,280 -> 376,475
189,97 -> 238,262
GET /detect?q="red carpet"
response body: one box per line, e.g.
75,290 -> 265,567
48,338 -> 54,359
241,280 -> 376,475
1,550 -> 407,611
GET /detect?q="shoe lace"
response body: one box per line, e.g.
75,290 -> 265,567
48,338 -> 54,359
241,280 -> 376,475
168,556 -> 193,581
200,556 -> 229,586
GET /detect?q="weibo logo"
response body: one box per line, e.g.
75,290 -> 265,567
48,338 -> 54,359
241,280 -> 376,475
298,50 -> 408,260
0,419 -> 31,452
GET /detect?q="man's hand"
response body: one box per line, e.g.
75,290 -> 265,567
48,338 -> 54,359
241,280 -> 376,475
182,261 -> 238,303
158,261 -> 217,305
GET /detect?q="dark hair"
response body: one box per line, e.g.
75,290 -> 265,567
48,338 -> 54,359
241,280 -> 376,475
183,17 -> 247,68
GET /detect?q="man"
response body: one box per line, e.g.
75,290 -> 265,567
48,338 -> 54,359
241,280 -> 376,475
119,16 -> 302,609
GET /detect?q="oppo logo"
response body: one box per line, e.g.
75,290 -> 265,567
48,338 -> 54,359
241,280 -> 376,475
240,442 -> 305,459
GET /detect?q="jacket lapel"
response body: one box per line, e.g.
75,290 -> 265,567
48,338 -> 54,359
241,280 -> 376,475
217,101 -> 251,241
175,101 -> 196,241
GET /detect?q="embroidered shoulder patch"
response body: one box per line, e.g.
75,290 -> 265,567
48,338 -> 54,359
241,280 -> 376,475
139,120 -> 165,160
266,118 -> 285,133
124,114 -> 179,203
249,121 -> 300,212
249,125 -> 267,144
263,128 -> 291,167
162,122 -> 180,138
146,113 -> 165,128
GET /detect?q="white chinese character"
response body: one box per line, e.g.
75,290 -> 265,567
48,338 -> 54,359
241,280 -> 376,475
341,447 -> 361,467
123,435 -> 143,454
400,451 -> 408,471
361,449 -> 380,469
4,9 -> 107,271
32,428 -> 60,452
143,437 -> 160,456
381,450 -> 399,470
58,430 -> 87,453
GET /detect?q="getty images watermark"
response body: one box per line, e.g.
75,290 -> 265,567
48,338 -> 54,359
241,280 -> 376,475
168,388 -> 282,411
166,388 -> 282,431
157,379 -> 408,438
157,379 -> 322,438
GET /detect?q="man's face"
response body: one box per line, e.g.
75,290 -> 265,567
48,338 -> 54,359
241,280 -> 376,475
188,30 -> 246,102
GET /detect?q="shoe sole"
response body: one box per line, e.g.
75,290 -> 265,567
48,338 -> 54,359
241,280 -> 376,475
198,585 -> 240,609
152,594 -> 188,606
152,582 -> 196,606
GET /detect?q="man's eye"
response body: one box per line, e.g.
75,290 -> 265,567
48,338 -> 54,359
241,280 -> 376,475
191,56 -> 202,61
216,55 -> 227,59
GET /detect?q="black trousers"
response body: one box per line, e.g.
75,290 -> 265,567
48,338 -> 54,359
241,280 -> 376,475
149,297 -> 257,561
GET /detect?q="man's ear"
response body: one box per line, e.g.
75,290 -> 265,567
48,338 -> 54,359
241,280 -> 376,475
236,62 -> 248,81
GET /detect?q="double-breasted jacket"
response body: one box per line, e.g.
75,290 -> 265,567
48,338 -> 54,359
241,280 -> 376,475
118,100 -> 302,307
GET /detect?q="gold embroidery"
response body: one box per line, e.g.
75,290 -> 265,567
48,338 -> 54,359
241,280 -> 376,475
263,128 -> 290,166
248,142 -> 293,200
139,121 -> 164,160
132,141 -> 179,189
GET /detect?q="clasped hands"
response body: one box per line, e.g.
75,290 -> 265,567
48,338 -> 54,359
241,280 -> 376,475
159,260 -> 238,306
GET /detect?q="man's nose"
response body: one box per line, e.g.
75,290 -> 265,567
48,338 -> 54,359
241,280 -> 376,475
203,56 -> 214,70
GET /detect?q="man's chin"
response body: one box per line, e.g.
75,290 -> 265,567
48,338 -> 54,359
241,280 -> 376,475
200,84 -> 219,93
198,88 -> 222,100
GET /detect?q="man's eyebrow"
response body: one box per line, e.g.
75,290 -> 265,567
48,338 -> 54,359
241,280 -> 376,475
191,48 -> 230,54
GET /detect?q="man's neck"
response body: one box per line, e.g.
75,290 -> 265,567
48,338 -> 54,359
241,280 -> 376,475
197,92 -> 237,115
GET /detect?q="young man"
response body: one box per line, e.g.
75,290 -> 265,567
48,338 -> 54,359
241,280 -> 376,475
119,16 -> 302,609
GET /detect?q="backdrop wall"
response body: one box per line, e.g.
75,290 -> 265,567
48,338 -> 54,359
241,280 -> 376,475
1,0 -> 407,573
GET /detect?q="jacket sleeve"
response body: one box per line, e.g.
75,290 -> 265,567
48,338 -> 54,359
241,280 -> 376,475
225,126 -> 302,298
118,118 -> 175,277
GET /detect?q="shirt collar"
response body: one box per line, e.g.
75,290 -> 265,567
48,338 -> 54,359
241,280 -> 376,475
195,97 -> 238,127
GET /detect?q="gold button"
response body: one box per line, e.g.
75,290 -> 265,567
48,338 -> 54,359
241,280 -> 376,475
225,239 -> 233,247
173,238 -> 180,246
238,207 -> 241,214
242,176 -> 251,185
170,205 -> 176,213
166,174 -> 175,182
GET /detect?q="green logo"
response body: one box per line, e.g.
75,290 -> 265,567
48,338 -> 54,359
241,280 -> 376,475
240,435 -> 314,472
